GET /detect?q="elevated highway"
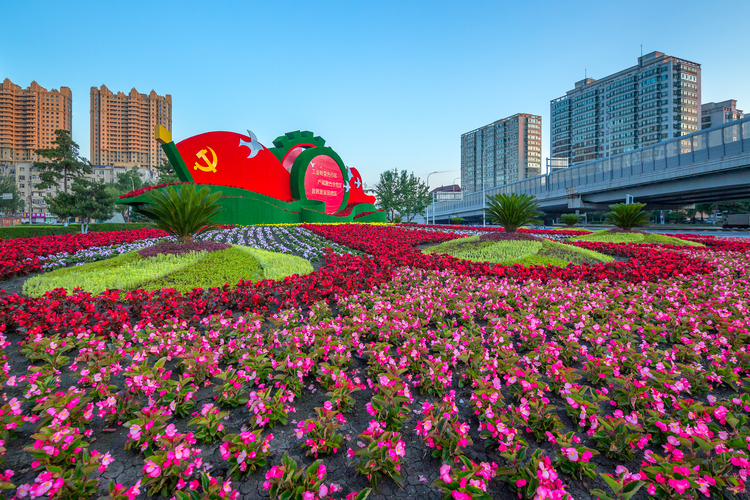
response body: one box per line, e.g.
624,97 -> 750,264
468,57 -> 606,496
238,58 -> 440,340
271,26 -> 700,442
429,116 -> 750,223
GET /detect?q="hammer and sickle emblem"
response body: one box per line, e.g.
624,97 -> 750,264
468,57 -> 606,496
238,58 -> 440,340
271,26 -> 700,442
194,147 -> 218,173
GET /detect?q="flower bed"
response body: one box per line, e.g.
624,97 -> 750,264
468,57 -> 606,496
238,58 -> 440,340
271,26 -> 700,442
424,235 -> 614,266
572,229 -> 703,246
197,226 -> 358,261
0,229 -> 167,281
302,224 -> 714,284
0,230 -> 749,499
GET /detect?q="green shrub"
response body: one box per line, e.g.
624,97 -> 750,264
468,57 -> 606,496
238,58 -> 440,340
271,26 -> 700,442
513,239 -> 615,266
0,223 -> 155,239
137,184 -> 224,243
484,193 -> 543,232
426,236 -> 542,263
23,251 -> 208,297
560,214 -> 580,227
573,230 -> 703,247
237,247 -> 314,281
23,245 -> 315,297
641,233 -> 703,247
425,235 -> 613,267
605,203 -> 649,230
142,246 -> 264,292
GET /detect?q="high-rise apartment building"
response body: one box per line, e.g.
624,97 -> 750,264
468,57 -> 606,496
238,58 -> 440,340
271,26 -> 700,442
0,78 -> 72,164
90,85 -> 172,170
551,51 -> 701,166
460,113 -> 541,194
701,100 -> 744,129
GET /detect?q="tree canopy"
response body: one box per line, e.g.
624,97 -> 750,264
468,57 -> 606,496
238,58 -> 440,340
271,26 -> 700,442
48,178 -> 117,233
374,169 -> 431,223
108,167 -> 145,222
34,129 -> 92,194
155,158 -> 181,185
0,175 -> 23,215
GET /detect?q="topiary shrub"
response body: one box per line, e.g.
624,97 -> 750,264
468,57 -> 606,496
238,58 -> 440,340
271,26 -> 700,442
137,185 -> 224,243
484,193 -> 543,233
560,214 -> 580,227
606,203 -> 650,231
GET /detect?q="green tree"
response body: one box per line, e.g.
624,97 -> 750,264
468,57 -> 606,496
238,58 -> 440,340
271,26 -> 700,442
136,185 -> 224,243
48,179 -> 117,233
34,129 -> 92,194
374,169 -> 431,223
560,213 -> 581,227
109,167 -> 145,222
605,203 -> 650,230
484,193 -> 543,232
155,158 -> 181,184
0,175 -> 23,215
374,169 -> 401,222
398,170 -> 430,223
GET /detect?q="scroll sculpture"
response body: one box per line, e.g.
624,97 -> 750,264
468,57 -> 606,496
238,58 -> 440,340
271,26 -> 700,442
116,126 -> 386,224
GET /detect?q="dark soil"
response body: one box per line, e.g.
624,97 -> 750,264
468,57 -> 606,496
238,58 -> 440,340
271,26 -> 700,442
138,240 -> 232,258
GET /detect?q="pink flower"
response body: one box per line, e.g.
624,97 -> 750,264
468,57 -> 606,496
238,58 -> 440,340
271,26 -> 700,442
440,464 -> 452,483
319,483 -> 329,497
143,461 -> 161,478
668,478 -> 690,494
452,492 -> 472,500
714,406 -> 728,421
219,442 -> 231,460
516,478 -> 527,487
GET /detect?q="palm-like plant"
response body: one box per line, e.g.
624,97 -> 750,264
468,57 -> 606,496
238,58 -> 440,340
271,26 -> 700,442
605,203 -> 649,230
137,184 -> 224,243
484,193 -> 543,233
560,214 -> 581,227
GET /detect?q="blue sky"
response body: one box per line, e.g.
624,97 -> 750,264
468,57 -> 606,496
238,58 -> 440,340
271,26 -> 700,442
2,0 -> 748,189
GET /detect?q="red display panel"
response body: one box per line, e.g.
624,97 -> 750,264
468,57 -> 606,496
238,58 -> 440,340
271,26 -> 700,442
303,155 -> 345,214
176,131 -> 292,201
347,167 -> 377,205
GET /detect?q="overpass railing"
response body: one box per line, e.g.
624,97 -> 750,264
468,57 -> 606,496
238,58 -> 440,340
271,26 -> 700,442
436,116 -> 750,214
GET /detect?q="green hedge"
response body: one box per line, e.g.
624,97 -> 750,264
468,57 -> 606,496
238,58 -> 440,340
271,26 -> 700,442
0,223 -> 155,239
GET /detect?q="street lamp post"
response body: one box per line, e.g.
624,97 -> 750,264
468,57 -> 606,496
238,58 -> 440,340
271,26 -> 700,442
481,143 -> 493,227
426,170 -> 455,225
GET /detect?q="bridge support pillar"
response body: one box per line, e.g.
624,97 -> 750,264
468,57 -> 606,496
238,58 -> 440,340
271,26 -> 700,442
566,196 -> 610,211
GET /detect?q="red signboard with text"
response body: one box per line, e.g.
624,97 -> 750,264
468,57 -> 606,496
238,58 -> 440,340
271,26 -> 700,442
303,155 -> 345,214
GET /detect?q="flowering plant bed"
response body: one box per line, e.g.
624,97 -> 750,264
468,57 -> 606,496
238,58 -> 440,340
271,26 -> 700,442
0,225 -> 750,499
